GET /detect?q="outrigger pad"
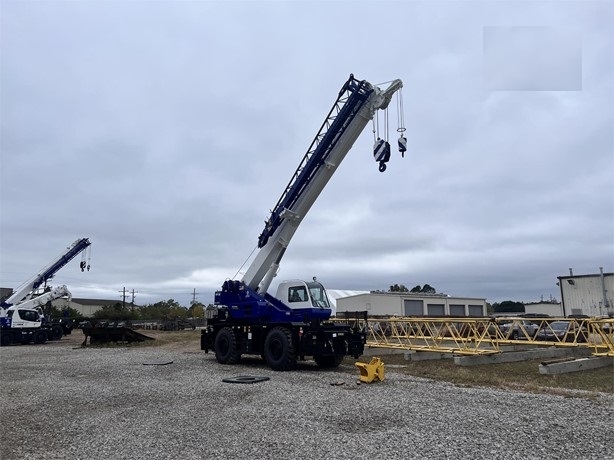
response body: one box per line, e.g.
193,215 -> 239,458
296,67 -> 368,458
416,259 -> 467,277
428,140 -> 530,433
222,375 -> 271,384
355,357 -> 385,383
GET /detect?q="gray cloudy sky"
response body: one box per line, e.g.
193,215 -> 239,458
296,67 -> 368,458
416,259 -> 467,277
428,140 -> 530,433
1,1 -> 612,307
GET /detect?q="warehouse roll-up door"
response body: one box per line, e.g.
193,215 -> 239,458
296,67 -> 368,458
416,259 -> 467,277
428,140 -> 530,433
403,299 -> 423,316
427,304 -> 445,316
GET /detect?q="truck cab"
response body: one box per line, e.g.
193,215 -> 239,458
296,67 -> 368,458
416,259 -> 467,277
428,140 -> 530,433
1,306 -> 48,345
276,280 -> 332,311
3,306 -> 43,329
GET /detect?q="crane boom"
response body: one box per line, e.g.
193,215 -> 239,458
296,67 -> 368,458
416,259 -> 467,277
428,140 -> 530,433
2,238 -> 91,307
242,75 -> 403,293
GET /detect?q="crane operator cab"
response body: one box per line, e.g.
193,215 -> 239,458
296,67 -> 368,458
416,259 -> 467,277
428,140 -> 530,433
276,279 -> 332,311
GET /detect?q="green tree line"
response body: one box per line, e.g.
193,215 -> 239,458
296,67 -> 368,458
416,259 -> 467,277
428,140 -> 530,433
389,283 -> 437,294
48,300 -> 210,321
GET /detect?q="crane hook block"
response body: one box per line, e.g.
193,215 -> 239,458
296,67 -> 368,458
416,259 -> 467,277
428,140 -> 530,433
398,135 -> 407,158
373,138 -> 391,173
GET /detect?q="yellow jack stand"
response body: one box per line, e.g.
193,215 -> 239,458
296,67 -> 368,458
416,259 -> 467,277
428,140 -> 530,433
355,357 -> 385,383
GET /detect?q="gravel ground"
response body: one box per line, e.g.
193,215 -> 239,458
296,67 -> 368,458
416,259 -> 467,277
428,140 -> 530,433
1,334 -> 613,460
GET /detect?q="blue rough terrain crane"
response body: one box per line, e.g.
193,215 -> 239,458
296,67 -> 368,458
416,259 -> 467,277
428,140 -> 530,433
201,75 -> 404,370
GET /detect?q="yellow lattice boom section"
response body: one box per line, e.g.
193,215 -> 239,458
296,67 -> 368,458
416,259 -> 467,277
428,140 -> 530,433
333,315 -> 614,356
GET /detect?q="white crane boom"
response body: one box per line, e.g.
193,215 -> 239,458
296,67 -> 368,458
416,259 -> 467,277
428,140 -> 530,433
241,76 -> 403,294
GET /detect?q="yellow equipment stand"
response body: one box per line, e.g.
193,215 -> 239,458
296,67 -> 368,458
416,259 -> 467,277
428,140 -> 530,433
355,357 -> 385,383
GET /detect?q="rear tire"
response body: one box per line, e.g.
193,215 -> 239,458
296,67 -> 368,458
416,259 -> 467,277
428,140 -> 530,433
314,354 -> 344,369
214,327 -> 241,364
264,327 -> 296,371
33,330 -> 47,344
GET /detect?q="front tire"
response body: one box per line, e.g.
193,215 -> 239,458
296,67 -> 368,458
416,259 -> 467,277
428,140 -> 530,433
214,327 -> 241,364
264,327 -> 296,371
0,332 -> 13,346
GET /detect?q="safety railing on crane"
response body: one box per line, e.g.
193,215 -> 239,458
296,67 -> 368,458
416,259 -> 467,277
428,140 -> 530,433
333,314 -> 614,356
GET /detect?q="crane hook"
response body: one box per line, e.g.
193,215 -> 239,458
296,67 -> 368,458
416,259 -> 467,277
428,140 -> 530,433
373,138 -> 391,173
398,134 -> 407,158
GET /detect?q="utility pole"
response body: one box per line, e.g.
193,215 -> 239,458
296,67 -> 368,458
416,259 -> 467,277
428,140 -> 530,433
191,288 -> 199,305
119,287 -> 128,309
191,288 -> 200,319
130,289 -> 138,312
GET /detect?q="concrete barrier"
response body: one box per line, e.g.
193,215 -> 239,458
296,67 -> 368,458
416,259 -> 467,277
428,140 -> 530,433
403,351 -> 453,361
538,356 -> 614,375
453,346 -> 592,366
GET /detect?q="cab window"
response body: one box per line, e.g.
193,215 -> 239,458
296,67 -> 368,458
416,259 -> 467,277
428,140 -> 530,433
308,284 -> 330,309
18,310 -> 39,322
288,286 -> 307,303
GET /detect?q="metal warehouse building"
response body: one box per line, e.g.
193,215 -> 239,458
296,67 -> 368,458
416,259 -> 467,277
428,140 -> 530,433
336,291 -> 487,317
51,297 -> 116,317
558,268 -> 613,317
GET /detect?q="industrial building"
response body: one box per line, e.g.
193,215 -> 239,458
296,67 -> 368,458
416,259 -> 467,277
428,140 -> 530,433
523,300 -> 563,317
558,268 -> 613,317
335,291 -> 488,317
50,297 -> 115,317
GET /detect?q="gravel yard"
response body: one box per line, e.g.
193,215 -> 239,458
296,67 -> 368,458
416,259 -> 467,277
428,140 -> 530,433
1,332 -> 612,460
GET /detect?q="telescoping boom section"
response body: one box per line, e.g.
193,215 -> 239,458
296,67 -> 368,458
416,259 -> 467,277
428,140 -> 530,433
2,238 -> 91,307
202,75 -> 404,371
242,74 -> 403,296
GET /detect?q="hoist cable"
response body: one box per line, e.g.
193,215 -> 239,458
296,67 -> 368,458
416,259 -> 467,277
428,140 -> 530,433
397,89 -> 406,133
372,117 -> 377,143
384,107 -> 389,141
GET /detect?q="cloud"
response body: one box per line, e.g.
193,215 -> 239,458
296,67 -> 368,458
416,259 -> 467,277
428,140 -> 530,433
1,1 -> 612,307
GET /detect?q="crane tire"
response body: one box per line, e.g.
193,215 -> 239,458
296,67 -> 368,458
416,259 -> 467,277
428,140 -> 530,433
264,327 -> 296,371
314,354 -> 344,369
33,330 -> 47,344
214,327 -> 241,364
0,332 -> 13,346
49,325 -> 63,341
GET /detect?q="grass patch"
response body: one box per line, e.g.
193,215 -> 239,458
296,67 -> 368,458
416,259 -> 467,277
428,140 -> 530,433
370,354 -> 614,396
138,330 -> 201,347
81,330 -> 201,349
